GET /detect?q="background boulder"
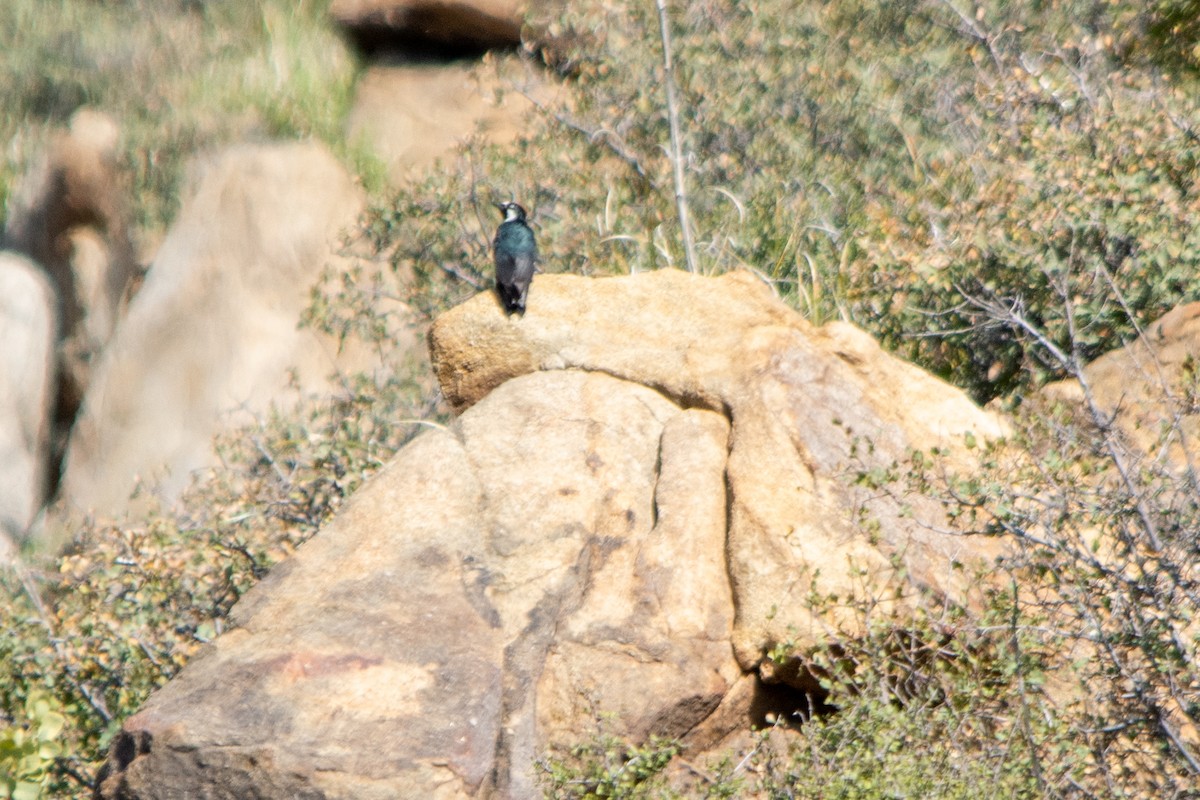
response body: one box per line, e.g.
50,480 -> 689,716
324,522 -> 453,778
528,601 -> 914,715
1043,300 -> 1200,470
332,0 -> 552,185
331,0 -> 523,53
57,141 -> 413,522
97,270 -> 1009,798
345,57 -> 548,183
0,253 -> 56,554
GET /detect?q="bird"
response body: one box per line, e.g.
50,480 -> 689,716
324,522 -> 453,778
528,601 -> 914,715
492,201 -> 537,316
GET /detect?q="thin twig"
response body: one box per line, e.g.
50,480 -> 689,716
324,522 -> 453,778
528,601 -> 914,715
954,285 -> 1163,551
13,560 -> 113,724
517,89 -> 653,186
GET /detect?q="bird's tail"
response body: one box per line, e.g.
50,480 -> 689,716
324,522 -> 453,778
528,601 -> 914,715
498,284 -> 526,316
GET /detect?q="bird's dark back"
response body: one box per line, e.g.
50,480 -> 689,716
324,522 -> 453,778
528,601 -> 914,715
495,219 -> 536,256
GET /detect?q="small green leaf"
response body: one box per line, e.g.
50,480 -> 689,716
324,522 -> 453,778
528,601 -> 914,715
11,782 -> 41,800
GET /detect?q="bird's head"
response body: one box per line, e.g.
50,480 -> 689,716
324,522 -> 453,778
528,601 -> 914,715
495,201 -> 527,223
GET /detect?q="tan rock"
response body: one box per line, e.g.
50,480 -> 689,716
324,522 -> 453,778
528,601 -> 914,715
430,270 -> 1009,666
532,406 -> 737,788
96,270 -> 1009,798
346,55 -> 551,183
57,142 -> 414,520
0,253 -> 56,551
96,370 -> 741,799
1042,300 -> 1200,468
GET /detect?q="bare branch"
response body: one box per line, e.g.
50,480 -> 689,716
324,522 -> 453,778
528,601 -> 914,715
654,0 -> 699,274
517,89 -> 653,187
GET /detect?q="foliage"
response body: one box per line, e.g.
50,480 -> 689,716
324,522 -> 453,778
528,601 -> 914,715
928,401 -> 1200,796
539,582 -> 1076,799
333,0 -> 1200,412
850,276 -> 1200,796
755,581 -> 1081,799
0,692 -> 66,800
855,1 -> 1200,401
355,0 -> 1200,403
539,728 -> 684,799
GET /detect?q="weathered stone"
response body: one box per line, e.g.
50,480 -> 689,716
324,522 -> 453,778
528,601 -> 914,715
531,406 -> 736,786
96,370 -> 740,799
346,55 -> 549,183
4,108 -> 136,347
0,253 -> 56,552
1043,300 -> 1200,469
58,141 -> 415,520
97,270 -> 1009,798
430,269 -> 1010,666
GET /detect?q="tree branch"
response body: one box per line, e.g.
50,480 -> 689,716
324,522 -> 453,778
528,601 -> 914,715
654,0 -> 699,274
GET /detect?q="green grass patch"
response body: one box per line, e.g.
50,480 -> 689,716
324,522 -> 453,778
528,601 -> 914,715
0,0 -> 362,238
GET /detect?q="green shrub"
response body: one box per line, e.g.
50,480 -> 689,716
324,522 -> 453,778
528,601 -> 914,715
747,562 -> 1079,800
539,729 -> 684,799
929,406 -> 1200,796
0,691 -> 66,800
355,0 -> 1200,400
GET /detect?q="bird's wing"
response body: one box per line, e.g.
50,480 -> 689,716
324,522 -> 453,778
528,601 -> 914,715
512,251 -> 537,284
495,249 -> 519,285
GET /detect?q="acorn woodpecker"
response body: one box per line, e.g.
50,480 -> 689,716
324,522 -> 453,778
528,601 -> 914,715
492,201 -> 537,316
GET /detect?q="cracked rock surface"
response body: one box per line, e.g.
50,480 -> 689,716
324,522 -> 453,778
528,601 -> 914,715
97,269 -> 1007,799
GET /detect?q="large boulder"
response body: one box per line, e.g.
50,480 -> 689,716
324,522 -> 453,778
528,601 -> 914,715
333,0 -> 550,184
97,369 -> 738,799
0,253 -> 56,553
430,270 -> 1010,665
96,270 -> 1008,798
57,141 -> 411,521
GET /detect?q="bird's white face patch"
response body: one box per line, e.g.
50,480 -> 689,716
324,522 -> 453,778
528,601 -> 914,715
503,204 -> 522,222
